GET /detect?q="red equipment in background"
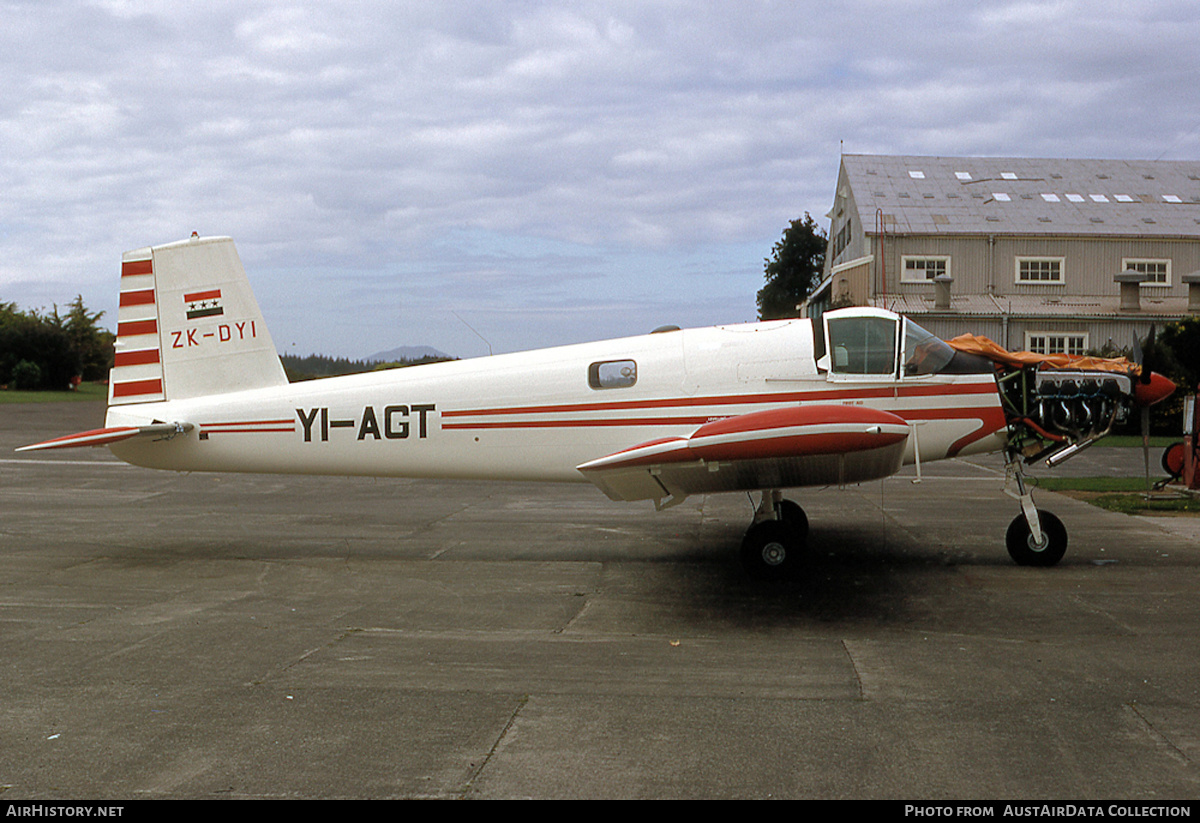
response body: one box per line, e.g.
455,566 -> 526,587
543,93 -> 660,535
1162,388 -> 1200,490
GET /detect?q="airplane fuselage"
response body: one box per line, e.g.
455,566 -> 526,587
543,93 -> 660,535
106,318 -> 1007,484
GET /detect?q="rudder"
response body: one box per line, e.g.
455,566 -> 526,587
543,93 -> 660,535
111,235 -> 287,404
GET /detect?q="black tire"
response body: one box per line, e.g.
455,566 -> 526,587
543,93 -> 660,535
740,519 -> 804,580
1005,510 -> 1068,567
776,499 -> 809,542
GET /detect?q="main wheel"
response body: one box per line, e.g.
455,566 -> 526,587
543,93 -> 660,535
1005,509 -> 1067,567
776,499 -> 808,542
740,519 -> 804,580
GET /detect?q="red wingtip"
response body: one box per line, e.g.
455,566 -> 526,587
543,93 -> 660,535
1135,372 -> 1175,407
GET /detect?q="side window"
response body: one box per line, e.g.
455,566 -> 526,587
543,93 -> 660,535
589,359 -> 637,389
826,316 -> 897,376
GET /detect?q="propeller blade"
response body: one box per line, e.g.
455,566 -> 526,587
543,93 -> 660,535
1142,405 -> 1152,493
1140,325 -> 1158,384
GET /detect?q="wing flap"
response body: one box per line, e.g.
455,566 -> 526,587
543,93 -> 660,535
578,405 -> 911,502
17,423 -> 194,452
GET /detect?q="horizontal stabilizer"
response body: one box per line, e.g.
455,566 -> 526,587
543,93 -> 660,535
17,423 -> 194,452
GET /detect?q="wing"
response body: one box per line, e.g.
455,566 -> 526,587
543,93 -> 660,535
17,422 -> 193,452
577,405 -> 911,504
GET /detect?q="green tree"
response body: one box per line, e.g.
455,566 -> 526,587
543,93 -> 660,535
0,296 -> 112,390
756,213 -> 827,320
1160,316 -> 1200,393
0,308 -> 75,389
1117,317 -> 1200,436
55,295 -> 114,381
10,359 -> 42,390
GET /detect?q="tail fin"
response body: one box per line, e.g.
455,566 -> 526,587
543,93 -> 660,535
112,235 -> 287,404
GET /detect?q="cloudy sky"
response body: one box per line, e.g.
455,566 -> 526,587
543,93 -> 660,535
3,1 -> 1199,358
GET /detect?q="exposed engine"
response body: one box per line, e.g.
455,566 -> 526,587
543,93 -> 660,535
996,364 -> 1136,466
1031,369 -> 1132,437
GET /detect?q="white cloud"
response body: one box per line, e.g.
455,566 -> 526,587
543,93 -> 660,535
0,1 -> 1198,356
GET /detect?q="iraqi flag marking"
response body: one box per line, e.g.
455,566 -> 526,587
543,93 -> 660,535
185,289 -> 223,320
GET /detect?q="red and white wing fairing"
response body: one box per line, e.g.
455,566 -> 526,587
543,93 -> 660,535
578,405 -> 913,503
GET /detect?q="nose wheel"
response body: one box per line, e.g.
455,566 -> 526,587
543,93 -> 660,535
1006,509 -> 1067,566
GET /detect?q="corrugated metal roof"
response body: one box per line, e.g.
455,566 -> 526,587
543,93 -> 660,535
843,155 -> 1200,238
872,292 -> 1190,318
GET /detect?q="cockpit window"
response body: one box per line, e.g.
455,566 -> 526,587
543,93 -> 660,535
902,320 -> 957,376
827,315 -> 898,375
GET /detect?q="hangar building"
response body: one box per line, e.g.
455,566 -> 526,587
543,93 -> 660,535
807,154 -> 1200,354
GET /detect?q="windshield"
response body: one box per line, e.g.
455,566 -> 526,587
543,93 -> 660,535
902,319 -> 957,376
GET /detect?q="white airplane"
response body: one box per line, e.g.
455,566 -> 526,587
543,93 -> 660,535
20,235 -> 1176,579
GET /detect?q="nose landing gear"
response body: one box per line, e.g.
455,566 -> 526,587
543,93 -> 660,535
1003,450 -> 1068,567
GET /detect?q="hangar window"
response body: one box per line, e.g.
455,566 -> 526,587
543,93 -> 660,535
589,360 -> 637,390
1016,257 -> 1064,284
1124,259 -> 1171,287
1026,333 -> 1088,356
832,220 -> 853,260
901,256 -> 949,283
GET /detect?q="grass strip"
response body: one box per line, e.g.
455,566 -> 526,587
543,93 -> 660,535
0,383 -> 107,403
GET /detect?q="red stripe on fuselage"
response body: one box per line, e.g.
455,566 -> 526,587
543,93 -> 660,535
442,408 -> 999,432
441,380 -> 1001,431
200,419 -> 297,434
201,419 -> 296,427
442,416 -> 715,430
441,380 -> 998,420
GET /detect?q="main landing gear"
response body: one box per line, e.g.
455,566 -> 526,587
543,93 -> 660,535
1003,452 -> 1068,567
740,490 -> 808,580
739,457 -> 1071,579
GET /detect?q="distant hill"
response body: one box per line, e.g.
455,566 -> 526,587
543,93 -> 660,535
365,345 -> 452,363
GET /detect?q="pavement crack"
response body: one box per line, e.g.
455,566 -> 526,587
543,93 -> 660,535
1126,702 -> 1195,768
557,591 -> 595,634
1068,593 -> 1137,635
840,639 -> 866,701
460,694 -> 528,798
264,627 -> 363,681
